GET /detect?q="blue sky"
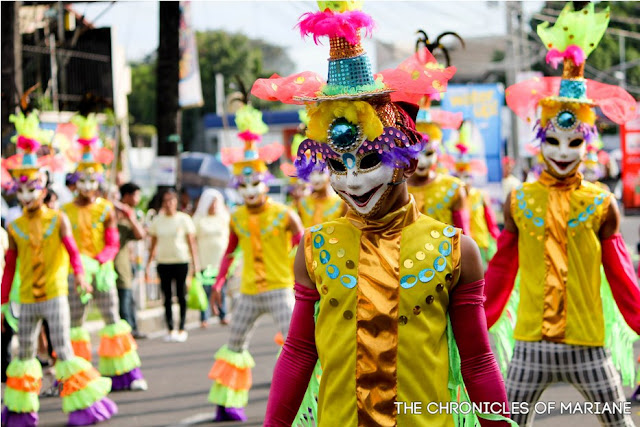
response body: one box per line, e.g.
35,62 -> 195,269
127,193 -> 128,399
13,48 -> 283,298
78,1 -> 542,72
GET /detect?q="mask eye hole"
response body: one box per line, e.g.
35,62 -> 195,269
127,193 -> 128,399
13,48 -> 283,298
238,183 -> 247,189
569,138 -> 584,148
328,158 -> 346,173
545,137 -> 560,146
424,150 -> 435,157
359,152 -> 381,170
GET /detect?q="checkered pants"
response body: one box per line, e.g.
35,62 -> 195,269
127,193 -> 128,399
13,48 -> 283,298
228,288 -> 294,352
68,276 -> 119,327
18,296 -> 74,360
506,340 -> 635,427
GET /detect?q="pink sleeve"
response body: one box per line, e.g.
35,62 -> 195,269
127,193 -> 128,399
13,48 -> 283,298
291,231 -> 303,248
452,208 -> 470,235
95,227 -> 120,264
484,229 -> 519,328
264,283 -> 319,426
484,203 -> 501,240
62,235 -> 85,277
450,279 -> 510,426
601,233 -> 640,335
213,232 -> 239,291
1,249 -> 17,305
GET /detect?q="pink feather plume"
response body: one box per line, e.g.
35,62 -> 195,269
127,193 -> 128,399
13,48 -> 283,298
298,10 -> 375,45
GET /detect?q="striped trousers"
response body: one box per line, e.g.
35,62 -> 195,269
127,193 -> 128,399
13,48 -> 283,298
17,296 -> 74,360
506,340 -> 635,426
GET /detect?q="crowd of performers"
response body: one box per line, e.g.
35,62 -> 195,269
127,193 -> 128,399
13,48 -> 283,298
2,1 -> 640,426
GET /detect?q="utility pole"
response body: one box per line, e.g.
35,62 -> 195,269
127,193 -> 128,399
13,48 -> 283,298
156,1 -> 181,190
2,1 -> 22,142
505,2 -> 521,164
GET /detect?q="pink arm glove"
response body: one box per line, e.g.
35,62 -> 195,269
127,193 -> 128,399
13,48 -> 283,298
95,227 -> 120,264
1,249 -> 17,305
484,203 -> 501,240
291,231 -> 303,248
601,233 -> 640,334
62,235 -> 85,277
452,209 -> 470,235
484,229 -> 519,329
213,232 -> 239,292
264,283 -> 319,426
450,279 -> 510,426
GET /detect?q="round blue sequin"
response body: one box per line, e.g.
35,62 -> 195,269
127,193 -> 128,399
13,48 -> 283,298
443,197 -> 450,203
533,217 -> 544,227
452,183 -> 459,189
310,224 -> 323,232
594,194 -> 605,205
340,275 -> 357,289
427,208 -> 435,215
516,190 -> 524,200
439,241 -> 451,256
443,226 -> 456,238
313,234 -> 325,249
447,190 -> 455,197
436,203 -> 443,210
524,209 -> 533,219
556,110 -> 576,129
342,153 -> 356,169
327,264 -> 339,279
400,275 -> 418,289
568,219 -> 579,228
586,204 -> 595,214
518,200 -> 526,210
578,212 -> 588,222
434,256 -> 447,272
319,250 -> 330,264
418,268 -> 436,283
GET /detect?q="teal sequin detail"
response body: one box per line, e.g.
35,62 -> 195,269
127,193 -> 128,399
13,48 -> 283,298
400,275 -> 418,289
326,55 -> 375,89
439,241 -> 452,257
10,223 -> 28,241
310,224 -> 323,232
319,250 -> 330,265
326,264 -> 339,279
340,275 -> 357,289
313,234 -> 325,249
516,189 -> 545,227
443,226 -> 456,238
434,256 -> 447,272
568,193 -> 607,227
418,268 -> 436,283
43,216 -> 58,238
559,79 -> 587,100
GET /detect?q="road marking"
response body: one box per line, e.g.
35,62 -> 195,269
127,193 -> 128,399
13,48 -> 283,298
170,412 -> 212,426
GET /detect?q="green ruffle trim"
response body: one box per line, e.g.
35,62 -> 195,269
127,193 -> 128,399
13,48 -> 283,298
292,359 -> 322,427
54,356 -> 95,380
98,348 -> 141,377
489,274 -> 520,377
6,358 -> 42,379
214,345 -> 255,369
99,319 -> 132,338
1,303 -> 18,332
4,388 -> 39,413
70,326 -> 91,342
208,382 -> 248,408
81,255 -> 117,292
601,268 -> 639,386
537,2 -> 609,57
61,376 -> 112,413
321,80 -> 386,97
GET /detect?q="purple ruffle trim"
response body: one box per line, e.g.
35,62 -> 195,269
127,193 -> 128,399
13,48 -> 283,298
67,397 -> 117,426
110,367 -> 144,391
214,406 -> 247,422
1,407 -> 38,427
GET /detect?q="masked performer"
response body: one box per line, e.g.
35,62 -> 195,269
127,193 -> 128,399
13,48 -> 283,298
207,104 -> 304,422
485,4 -> 640,426
252,2 -> 511,425
1,112 -> 117,426
63,114 -> 147,392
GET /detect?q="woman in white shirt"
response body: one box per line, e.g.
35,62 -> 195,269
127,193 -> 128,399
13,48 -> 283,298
193,189 -> 230,327
146,189 -> 200,342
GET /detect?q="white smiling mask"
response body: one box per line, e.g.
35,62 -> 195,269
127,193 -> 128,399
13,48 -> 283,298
541,129 -> 586,178
237,179 -> 268,206
328,146 -> 398,218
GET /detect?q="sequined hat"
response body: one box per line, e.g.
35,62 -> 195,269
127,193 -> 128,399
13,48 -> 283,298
71,113 -> 112,175
5,111 -> 52,189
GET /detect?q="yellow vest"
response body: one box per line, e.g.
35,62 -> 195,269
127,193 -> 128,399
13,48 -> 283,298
305,200 -> 460,426
408,174 -> 463,225
298,193 -> 343,228
512,172 -> 611,346
9,206 -> 69,303
231,199 -> 294,294
62,198 -> 113,258
468,188 -> 490,249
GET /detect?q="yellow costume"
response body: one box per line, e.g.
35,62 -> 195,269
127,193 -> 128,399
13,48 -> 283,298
511,172 -> 611,346
9,206 -> 69,303
298,194 -> 344,227
304,199 -> 461,426
230,198 -> 295,295
408,174 -> 463,224
62,198 -> 113,258
468,188 -> 490,250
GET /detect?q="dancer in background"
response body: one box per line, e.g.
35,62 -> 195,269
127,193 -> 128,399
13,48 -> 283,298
2,111 -> 117,426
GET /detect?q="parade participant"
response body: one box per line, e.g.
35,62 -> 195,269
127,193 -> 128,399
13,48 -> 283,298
501,156 -> 521,202
581,141 -> 610,190
451,121 -> 500,266
252,2 -> 510,425
485,4 -> 640,426
193,188 -> 230,327
207,104 -> 304,422
2,111 -> 117,426
407,96 -> 470,233
297,169 -> 346,227
63,113 -> 147,391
